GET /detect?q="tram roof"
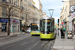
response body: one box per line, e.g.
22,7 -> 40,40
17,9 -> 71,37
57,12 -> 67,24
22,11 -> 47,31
40,15 -> 54,20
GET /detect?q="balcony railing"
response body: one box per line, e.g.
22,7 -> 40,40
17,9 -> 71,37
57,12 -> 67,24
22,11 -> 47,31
0,0 -> 9,5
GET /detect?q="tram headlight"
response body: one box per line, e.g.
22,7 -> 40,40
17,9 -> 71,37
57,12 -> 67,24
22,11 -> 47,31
49,32 -> 51,34
42,32 -> 43,33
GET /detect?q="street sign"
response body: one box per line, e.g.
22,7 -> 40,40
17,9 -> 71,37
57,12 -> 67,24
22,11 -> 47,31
0,18 -> 8,22
61,22 -> 64,24
70,5 -> 75,13
71,12 -> 75,18
13,20 -> 15,22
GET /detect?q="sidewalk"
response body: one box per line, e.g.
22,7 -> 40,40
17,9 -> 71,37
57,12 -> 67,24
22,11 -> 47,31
53,34 -> 75,50
0,32 -> 26,39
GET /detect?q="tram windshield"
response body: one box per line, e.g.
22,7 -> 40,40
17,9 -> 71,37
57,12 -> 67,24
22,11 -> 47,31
31,25 -> 38,31
40,19 -> 54,34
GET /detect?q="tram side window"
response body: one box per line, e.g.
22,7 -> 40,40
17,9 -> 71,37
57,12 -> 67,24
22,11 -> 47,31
47,20 -> 52,32
41,20 -> 44,31
40,20 -> 42,31
50,20 -> 52,32
52,20 -> 54,32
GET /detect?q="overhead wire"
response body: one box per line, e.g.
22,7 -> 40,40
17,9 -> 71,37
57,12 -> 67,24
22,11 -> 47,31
46,0 -> 54,17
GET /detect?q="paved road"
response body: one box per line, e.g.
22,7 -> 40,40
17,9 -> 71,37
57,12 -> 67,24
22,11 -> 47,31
0,34 -> 55,50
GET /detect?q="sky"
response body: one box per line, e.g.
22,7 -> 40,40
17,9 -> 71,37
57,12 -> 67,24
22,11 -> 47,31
41,0 -> 63,23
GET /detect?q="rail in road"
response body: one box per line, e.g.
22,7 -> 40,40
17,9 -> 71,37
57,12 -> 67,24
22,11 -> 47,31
0,35 -> 55,50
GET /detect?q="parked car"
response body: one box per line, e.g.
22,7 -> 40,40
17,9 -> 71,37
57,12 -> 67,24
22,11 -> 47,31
26,28 -> 31,33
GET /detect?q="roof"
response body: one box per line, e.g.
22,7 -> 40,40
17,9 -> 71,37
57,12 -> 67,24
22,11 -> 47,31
40,15 -> 54,20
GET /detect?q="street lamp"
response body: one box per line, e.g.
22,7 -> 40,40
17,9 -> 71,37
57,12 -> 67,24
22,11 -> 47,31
62,1 -> 69,2
48,9 -> 54,17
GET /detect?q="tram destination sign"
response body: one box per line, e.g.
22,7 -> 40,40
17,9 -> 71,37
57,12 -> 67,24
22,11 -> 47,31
43,20 -> 50,22
32,24 -> 37,25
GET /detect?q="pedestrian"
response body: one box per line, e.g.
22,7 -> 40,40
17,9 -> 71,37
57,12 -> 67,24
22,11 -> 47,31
63,27 -> 66,38
57,28 -> 59,36
60,28 -> 65,39
21,27 -> 25,34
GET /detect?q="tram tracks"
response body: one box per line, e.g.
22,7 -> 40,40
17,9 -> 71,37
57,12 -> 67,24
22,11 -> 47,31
29,40 -> 50,50
0,36 -> 39,50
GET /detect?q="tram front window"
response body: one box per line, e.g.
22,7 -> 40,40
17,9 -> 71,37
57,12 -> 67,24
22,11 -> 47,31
42,19 -> 53,34
31,25 -> 38,31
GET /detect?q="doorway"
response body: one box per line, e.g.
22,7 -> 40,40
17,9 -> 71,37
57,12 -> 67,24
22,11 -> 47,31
1,23 -> 7,32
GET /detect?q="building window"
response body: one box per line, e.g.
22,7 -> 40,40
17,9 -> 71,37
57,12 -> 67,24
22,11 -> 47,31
2,6 -> 7,17
9,0 -> 11,3
2,0 -> 6,2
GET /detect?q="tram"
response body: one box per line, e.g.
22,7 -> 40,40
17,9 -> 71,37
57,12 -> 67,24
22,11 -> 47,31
40,16 -> 56,39
30,23 -> 40,36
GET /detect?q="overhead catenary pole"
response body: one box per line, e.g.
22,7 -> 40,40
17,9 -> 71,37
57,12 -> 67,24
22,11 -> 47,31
25,0 -> 28,32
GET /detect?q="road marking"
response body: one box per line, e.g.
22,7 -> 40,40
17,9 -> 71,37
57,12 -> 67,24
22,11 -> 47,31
28,41 -> 40,50
0,36 -> 10,40
41,41 -> 48,46
20,42 -> 28,45
43,41 -> 50,50
41,42 -> 45,46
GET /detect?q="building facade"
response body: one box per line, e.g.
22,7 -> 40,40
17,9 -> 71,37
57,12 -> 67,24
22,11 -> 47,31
60,0 -> 75,37
60,0 -> 69,31
0,0 -> 43,33
0,0 -> 23,32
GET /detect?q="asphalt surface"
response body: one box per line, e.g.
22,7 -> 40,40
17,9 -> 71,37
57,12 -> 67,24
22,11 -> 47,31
0,34 -> 55,50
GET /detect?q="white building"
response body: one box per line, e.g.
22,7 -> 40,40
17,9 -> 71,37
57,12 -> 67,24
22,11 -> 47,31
33,0 -> 41,10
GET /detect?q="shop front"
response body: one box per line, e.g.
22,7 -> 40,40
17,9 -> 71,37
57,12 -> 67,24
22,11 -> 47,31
0,18 -> 8,32
71,12 -> 75,37
10,19 -> 20,32
72,18 -> 75,36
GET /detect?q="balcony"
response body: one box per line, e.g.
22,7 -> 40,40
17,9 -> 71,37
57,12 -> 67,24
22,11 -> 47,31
0,0 -> 9,6
20,6 -> 24,10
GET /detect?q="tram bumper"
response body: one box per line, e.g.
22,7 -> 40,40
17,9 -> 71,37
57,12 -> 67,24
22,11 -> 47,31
40,33 -> 55,39
30,31 -> 40,35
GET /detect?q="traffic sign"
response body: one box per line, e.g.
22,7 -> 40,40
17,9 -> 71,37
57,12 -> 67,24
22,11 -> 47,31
13,20 -> 15,22
70,5 -> 75,13
61,22 -> 64,24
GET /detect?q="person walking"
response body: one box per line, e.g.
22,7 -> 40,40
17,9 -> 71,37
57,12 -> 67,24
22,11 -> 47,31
60,28 -> 65,39
21,27 -> 25,34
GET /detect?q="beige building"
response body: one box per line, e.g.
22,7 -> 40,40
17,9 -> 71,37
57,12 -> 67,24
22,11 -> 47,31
60,0 -> 75,37
33,0 -> 43,25
0,0 -> 22,32
22,0 -> 43,26
60,0 -> 70,31
0,0 -> 43,32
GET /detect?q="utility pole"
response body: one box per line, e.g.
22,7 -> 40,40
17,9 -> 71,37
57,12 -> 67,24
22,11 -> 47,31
25,0 -> 28,32
33,15 -> 34,23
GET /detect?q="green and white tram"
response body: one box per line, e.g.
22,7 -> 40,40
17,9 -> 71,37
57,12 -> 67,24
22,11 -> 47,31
30,23 -> 40,36
40,16 -> 56,39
